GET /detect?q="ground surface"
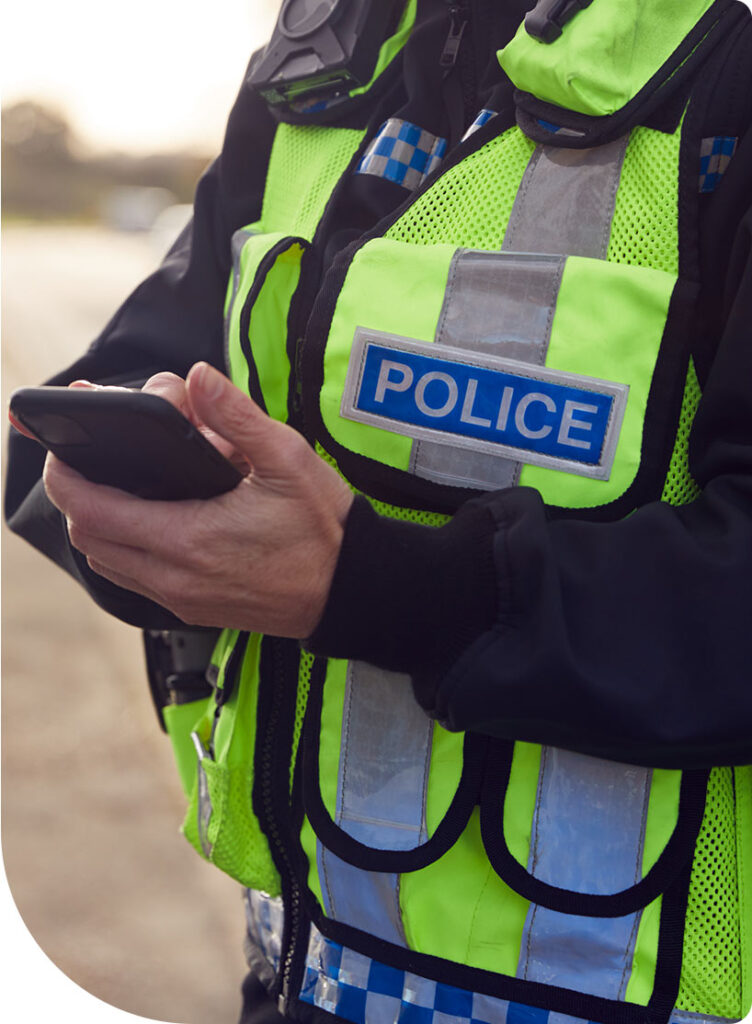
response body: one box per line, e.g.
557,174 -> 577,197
2,224 -> 248,1023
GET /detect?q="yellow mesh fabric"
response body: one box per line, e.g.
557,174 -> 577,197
316,444 -> 449,527
385,127 -> 535,249
293,651 -> 316,791
607,125 -> 681,274
677,768 -> 743,1017
661,359 -> 702,506
261,124 -> 366,241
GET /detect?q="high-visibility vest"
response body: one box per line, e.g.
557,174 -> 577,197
165,2 -> 752,1022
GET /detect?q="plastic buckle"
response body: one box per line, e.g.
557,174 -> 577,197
524,0 -> 594,44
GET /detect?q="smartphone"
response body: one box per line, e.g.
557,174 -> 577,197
9,386 -> 243,500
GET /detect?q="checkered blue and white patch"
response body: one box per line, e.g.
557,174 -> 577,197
356,119 -> 447,191
699,135 -> 738,193
244,889 -> 283,975
461,109 -> 498,142
298,925 -> 732,1024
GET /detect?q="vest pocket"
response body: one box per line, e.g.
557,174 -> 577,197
304,237 -> 689,516
225,229 -> 309,424
479,738 -> 709,918
180,630 -> 282,895
301,656 -> 483,873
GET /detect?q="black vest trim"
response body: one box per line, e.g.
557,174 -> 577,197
301,657 -> 485,872
479,738 -> 710,918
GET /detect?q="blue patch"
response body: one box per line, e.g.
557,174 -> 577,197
349,338 -> 621,471
507,1004 -> 550,1024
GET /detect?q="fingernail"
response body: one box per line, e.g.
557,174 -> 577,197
194,362 -> 225,400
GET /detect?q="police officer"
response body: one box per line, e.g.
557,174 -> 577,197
7,1 -> 752,1022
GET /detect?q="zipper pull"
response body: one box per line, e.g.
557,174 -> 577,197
440,5 -> 467,70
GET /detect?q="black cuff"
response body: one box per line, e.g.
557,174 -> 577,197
306,495 -> 498,687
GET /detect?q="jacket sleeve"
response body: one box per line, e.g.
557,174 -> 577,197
4,68 -> 277,628
308,194 -> 752,772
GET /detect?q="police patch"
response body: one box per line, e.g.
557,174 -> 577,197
341,330 -> 629,481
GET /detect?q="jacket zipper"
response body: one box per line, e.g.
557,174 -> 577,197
256,636 -> 304,1013
442,0 -> 476,127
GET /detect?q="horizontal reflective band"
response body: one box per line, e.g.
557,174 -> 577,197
299,925 -> 725,1024
343,330 -> 628,480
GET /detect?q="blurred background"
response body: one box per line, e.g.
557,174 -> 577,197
2,2 -> 279,1022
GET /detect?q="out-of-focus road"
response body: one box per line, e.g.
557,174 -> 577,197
2,225 -> 248,1023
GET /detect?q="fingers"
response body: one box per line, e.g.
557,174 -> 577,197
43,453 -> 188,554
142,371 -> 191,416
186,362 -> 311,482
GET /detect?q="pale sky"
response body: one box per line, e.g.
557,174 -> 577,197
4,0 -> 752,155
1,0 -> 279,155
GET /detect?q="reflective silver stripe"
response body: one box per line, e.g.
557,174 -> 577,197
517,748 -> 652,998
318,661 -> 433,945
244,890 -> 283,987
410,136 -> 628,490
502,136 -> 630,259
410,250 -> 565,488
223,227 -> 258,373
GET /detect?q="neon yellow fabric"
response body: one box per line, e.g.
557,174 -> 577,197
181,632 -> 281,894
502,742 -> 542,867
738,766 -> 752,1017
498,0 -> 714,116
607,124 -> 681,274
676,768 -> 743,1016
518,255 -> 676,506
260,124 -> 366,241
401,810 -> 531,977
226,233 -> 304,424
623,769 -> 682,1003
386,126 -> 535,249
320,237 -> 455,468
349,0 -> 417,98
164,698 -> 212,799
320,239 -> 676,509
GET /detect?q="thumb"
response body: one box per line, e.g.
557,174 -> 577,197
186,362 -> 295,479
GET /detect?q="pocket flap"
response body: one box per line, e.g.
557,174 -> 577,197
302,656 -> 483,873
480,739 -> 709,917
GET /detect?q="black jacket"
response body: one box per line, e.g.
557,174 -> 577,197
6,0 -> 752,769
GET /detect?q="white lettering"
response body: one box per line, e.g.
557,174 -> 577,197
557,400 -> 599,450
496,386 -> 514,432
415,371 -> 458,418
515,392 -> 555,439
374,360 -> 414,403
460,379 -> 492,428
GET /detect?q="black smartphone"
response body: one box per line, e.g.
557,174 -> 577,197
9,386 -> 243,500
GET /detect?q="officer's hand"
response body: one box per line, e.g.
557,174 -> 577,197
42,362 -> 354,638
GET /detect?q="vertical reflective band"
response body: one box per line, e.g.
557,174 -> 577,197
517,748 -> 652,998
502,136 -> 630,259
318,661 -> 433,945
410,251 -> 565,488
409,136 -> 628,490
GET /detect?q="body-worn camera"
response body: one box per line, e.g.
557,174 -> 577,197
248,0 -> 404,107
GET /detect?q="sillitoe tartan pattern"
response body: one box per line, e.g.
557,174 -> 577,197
699,136 -> 738,193
298,924 -> 738,1024
357,119 -> 447,191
